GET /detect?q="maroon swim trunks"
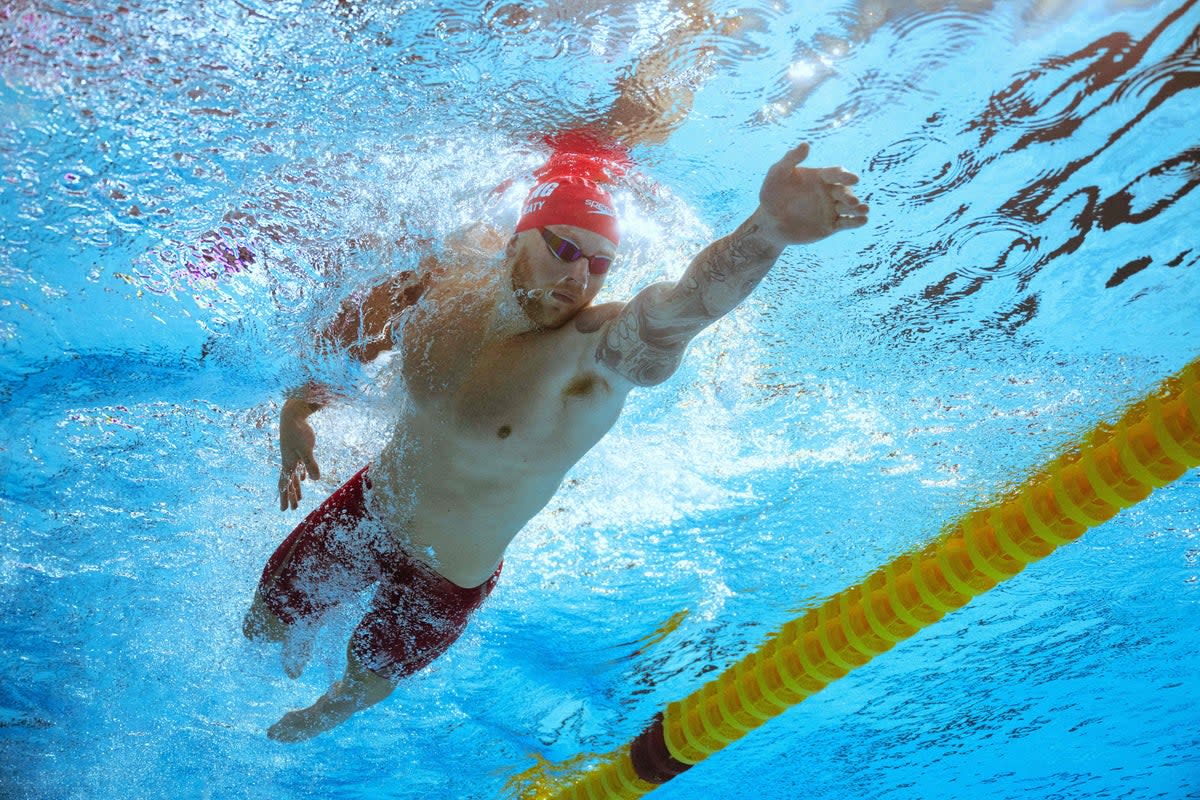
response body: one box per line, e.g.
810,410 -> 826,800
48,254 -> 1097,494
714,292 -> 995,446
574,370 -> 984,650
255,465 -> 501,682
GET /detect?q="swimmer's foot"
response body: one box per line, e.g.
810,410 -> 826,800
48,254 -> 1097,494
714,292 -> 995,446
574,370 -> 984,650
267,701 -> 353,743
267,705 -> 328,743
280,627 -> 315,679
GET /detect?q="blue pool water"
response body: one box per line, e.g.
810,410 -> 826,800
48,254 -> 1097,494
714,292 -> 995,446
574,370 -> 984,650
2,1 -> 1198,798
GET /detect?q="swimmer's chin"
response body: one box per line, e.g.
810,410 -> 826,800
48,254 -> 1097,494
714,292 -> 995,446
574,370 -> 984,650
513,288 -> 577,329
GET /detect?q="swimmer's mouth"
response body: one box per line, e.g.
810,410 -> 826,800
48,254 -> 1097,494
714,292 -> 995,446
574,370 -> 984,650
551,290 -> 578,304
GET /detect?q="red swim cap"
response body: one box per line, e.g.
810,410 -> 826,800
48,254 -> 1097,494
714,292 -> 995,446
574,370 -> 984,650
514,129 -> 628,247
514,177 -> 621,247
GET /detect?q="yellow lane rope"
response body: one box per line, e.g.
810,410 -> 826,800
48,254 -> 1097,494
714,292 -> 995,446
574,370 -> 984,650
524,358 -> 1200,800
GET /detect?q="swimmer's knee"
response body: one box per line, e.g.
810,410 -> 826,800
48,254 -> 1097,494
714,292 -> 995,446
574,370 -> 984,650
370,677 -> 395,705
346,648 -> 398,703
280,626 -> 315,679
243,592 -> 287,643
357,665 -> 397,705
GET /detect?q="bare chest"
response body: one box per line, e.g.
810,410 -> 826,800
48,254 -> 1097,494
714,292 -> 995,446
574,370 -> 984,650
456,337 -> 618,446
397,289 -> 625,458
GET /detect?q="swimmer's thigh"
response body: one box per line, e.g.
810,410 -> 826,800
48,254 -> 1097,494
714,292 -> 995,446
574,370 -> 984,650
253,468 -> 382,627
348,579 -> 478,682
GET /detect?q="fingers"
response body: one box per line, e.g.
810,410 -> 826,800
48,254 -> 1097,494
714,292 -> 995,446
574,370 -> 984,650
834,198 -> 869,216
773,144 -> 860,188
278,431 -> 320,510
829,184 -> 857,204
278,460 -> 306,512
302,453 -> 321,481
279,469 -> 299,511
834,214 -> 869,230
772,142 -> 810,172
834,201 -> 869,225
830,183 -> 869,222
817,165 -> 858,185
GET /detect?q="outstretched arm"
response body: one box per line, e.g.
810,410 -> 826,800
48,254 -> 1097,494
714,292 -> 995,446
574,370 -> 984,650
597,143 -> 868,386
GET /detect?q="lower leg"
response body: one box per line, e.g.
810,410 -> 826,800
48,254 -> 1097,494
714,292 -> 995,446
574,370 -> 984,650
279,619 -> 319,679
267,648 -> 396,743
243,590 -> 317,678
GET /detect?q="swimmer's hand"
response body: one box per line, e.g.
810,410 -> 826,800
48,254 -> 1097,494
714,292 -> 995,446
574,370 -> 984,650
753,143 -> 869,246
279,396 -> 321,511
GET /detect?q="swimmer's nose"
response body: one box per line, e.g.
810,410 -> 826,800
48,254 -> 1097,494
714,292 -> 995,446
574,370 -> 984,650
562,255 -> 589,288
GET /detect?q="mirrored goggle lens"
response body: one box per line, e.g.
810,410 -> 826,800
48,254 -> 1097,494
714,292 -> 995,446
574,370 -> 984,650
586,256 -> 612,275
551,238 -> 581,261
543,229 -> 613,276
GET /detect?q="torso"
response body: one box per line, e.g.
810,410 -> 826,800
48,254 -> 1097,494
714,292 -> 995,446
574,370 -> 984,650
368,261 -> 631,587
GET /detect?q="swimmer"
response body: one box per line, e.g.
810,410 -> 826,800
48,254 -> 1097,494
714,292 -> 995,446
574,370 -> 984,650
243,13 -> 869,744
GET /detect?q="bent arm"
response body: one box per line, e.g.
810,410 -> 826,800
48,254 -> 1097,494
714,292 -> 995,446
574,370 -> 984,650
283,268 -> 427,426
595,1 -> 734,148
325,269 -> 428,363
277,269 -> 429,509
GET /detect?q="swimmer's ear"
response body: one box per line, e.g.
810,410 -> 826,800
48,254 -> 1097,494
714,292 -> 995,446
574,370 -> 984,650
505,234 -> 519,258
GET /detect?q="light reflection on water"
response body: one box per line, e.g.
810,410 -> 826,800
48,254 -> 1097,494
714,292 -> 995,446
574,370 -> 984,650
1,1 -> 1198,799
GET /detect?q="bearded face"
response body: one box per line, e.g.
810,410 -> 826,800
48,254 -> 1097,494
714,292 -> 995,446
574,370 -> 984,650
508,229 -> 610,330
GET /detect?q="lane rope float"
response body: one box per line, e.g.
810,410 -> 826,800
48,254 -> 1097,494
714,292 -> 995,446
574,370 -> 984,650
522,358 -> 1200,800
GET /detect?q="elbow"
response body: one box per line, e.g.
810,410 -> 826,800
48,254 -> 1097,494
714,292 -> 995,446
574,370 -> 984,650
347,337 -> 394,364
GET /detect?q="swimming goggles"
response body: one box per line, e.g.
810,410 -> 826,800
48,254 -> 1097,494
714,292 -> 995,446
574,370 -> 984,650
539,228 -> 614,276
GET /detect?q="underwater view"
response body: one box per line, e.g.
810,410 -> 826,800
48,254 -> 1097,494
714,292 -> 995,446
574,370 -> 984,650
2,0 -> 1198,798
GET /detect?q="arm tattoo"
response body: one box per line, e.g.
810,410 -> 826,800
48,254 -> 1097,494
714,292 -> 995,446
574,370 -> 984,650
596,286 -> 684,386
598,219 -> 783,386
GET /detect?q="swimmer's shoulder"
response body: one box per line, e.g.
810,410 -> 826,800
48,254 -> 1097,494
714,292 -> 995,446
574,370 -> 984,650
574,301 -> 625,333
390,223 -> 498,297
446,221 -> 509,255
